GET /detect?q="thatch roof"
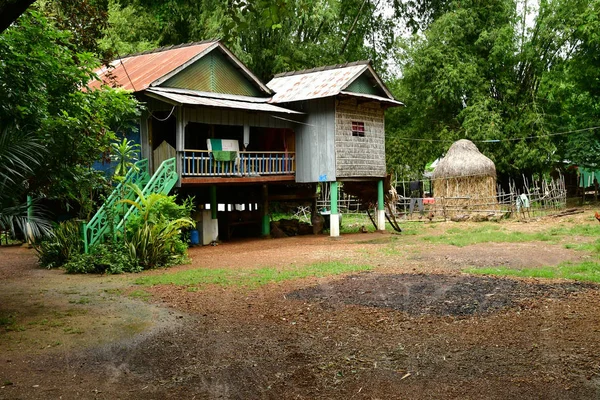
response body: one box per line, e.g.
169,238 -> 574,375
432,139 -> 496,179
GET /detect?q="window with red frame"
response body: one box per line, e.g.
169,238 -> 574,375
352,121 -> 365,137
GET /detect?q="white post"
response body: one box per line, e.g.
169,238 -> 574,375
330,181 -> 340,237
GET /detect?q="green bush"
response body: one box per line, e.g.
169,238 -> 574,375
35,220 -> 83,269
126,219 -> 191,269
120,189 -> 195,270
36,188 -> 194,273
63,243 -> 140,274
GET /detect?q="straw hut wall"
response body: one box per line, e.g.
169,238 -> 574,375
432,139 -> 497,214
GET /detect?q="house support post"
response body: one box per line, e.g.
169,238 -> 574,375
202,185 -> 219,244
210,185 -> 217,220
377,179 -> 386,231
175,106 -> 184,187
330,181 -> 340,237
261,184 -> 270,236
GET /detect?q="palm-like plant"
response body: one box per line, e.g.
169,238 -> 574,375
110,137 -> 140,178
118,184 -> 195,269
0,125 -> 52,239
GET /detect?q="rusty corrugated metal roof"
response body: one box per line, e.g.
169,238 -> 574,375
267,61 -> 402,106
89,41 -> 217,92
145,88 -> 304,115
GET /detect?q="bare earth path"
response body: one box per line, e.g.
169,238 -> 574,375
1,214 -> 600,399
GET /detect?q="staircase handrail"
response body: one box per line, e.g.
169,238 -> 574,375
83,159 -> 150,253
114,157 -> 178,236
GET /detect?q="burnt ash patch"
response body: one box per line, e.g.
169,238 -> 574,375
288,273 -> 594,317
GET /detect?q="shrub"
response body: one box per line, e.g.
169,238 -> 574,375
35,220 -> 83,269
126,218 -> 192,269
63,243 -> 140,274
119,188 -> 195,270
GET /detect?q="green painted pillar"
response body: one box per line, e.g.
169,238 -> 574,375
210,185 -> 217,220
82,222 -> 89,254
331,181 -> 338,214
378,180 -> 385,210
330,181 -> 339,237
27,195 -> 33,219
262,185 -> 270,236
377,179 -> 386,231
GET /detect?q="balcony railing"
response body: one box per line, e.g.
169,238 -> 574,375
182,150 -> 295,177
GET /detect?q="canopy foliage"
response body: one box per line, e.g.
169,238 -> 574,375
386,0 -> 600,178
0,9 -> 140,224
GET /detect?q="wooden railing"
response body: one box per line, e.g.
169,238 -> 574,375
182,150 -> 295,177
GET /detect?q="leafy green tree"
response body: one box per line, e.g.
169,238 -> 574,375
0,10 -> 141,219
100,0 -> 399,80
386,0 -> 600,179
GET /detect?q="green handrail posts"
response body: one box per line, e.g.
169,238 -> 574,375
114,157 -> 178,237
83,159 -> 150,253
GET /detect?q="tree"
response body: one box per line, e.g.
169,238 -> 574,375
111,137 -> 140,178
0,10 -> 141,219
100,0 -> 399,81
386,0 -> 600,179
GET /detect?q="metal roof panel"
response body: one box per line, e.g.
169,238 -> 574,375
267,65 -> 367,103
89,42 -> 217,92
339,91 -> 405,106
145,88 -> 304,114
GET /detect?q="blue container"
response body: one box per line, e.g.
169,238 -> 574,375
190,229 -> 200,245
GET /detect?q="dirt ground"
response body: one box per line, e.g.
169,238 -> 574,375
2,213 -> 600,399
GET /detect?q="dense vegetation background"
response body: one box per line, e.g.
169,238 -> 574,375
0,0 -> 599,231
95,0 -> 600,179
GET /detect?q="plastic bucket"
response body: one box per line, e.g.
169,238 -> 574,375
190,229 -> 200,245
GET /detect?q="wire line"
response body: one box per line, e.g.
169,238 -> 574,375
387,126 -> 600,143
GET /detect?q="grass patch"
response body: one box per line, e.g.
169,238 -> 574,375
69,297 -> 91,305
467,261 -> 600,283
564,239 -> 600,253
420,223 -> 599,247
129,289 -> 152,301
135,261 -> 372,289
0,314 -> 16,327
63,326 -> 84,334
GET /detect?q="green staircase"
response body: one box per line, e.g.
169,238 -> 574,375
83,157 -> 178,252
114,157 -> 178,236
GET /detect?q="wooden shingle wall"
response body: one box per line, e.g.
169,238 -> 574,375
335,98 -> 386,178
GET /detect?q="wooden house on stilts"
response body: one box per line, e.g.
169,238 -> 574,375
90,41 -> 403,243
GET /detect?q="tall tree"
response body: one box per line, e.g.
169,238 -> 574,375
386,0 -> 600,178
100,0 -> 398,80
0,10 -> 140,218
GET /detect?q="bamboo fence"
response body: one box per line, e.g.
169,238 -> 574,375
316,173 -> 567,221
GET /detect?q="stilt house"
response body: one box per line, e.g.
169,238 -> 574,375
89,40 -> 403,244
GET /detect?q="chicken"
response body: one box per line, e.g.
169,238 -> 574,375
595,211 -> 600,223
427,212 -> 435,222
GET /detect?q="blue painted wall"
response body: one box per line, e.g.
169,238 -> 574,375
93,126 -> 141,177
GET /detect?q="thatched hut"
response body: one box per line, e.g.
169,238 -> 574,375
432,139 -> 497,214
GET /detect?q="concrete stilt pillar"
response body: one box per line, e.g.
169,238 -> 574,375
205,185 -> 218,243
377,179 -> 386,231
330,181 -> 339,237
261,184 -> 270,236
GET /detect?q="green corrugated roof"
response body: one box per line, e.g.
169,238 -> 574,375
345,74 -> 385,96
345,75 -> 377,95
160,50 -> 262,97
